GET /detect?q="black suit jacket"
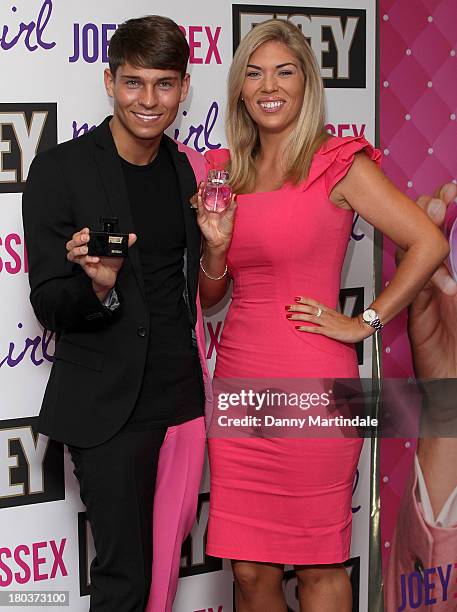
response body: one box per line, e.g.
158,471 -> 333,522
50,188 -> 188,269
22,117 -> 202,448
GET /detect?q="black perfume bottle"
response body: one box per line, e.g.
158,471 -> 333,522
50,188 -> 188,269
88,217 -> 129,258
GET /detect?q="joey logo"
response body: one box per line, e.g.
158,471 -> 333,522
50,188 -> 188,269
69,22 -> 221,65
0,417 -> 64,508
0,103 -> 57,193
232,5 -> 366,88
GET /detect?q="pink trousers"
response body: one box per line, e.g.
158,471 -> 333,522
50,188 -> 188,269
145,416 -> 206,612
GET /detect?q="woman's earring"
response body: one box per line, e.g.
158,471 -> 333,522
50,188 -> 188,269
241,97 -> 244,102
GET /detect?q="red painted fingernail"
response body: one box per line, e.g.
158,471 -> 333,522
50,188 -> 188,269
294,297 -> 302,302
285,305 -> 293,311
286,314 -> 293,319
295,326 -> 302,330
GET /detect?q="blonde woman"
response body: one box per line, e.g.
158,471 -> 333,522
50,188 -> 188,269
195,19 -> 447,612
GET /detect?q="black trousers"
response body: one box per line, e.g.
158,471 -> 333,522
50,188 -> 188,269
69,427 -> 167,612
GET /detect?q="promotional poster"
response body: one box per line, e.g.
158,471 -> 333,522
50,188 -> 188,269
2,1 -> 454,611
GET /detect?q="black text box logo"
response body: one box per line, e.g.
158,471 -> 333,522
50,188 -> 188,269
180,492 -> 223,577
232,5 -> 366,88
339,286 -> 365,365
0,103 -> 57,193
78,491 -> 222,595
0,417 -> 64,508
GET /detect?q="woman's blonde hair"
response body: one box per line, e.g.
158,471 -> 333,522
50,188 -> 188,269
226,19 -> 328,193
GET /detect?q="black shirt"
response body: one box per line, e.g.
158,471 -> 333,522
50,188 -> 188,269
120,141 -> 204,429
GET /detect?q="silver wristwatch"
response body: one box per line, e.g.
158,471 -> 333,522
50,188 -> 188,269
362,308 -> 383,331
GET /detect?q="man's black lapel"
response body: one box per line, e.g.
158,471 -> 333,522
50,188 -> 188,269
163,136 -> 201,324
91,118 -> 146,302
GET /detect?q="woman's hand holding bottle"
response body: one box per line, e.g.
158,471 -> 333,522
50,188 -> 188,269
191,174 -> 237,254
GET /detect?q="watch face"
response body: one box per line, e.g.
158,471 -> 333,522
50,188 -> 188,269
363,308 -> 377,323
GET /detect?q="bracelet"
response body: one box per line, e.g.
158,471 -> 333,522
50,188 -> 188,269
199,255 -> 228,280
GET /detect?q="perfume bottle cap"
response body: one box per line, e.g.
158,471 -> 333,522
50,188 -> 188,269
207,169 -> 229,185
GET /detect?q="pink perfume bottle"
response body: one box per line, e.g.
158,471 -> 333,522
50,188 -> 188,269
202,169 -> 232,213
444,200 -> 457,281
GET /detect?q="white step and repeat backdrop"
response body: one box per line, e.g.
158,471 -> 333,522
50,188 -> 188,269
0,1 -> 377,610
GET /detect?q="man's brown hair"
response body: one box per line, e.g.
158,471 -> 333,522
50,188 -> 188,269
108,15 -> 189,78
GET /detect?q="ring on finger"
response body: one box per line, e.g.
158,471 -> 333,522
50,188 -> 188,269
315,305 -> 323,318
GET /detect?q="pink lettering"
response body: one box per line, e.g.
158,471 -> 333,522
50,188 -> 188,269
337,123 -> 350,137
13,544 -> 31,584
0,540 -> 67,585
50,539 -> 67,578
24,241 -> 29,273
179,26 -> 222,65
32,542 -> 48,581
0,548 -> 13,587
325,123 -> 366,138
189,26 -> 203,64
352,123 -> 366,137
0,233 -> 28,274
205,26 -> 221,64
206,321 -> 222,359
5,233 -> 22,274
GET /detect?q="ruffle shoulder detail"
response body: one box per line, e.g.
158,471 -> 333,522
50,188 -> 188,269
303,135 -> 382,194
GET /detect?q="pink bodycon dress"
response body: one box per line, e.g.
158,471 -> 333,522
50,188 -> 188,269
206,136 -> 381,564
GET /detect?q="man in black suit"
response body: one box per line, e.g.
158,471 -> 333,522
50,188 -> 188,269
22,15 -> 213,612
